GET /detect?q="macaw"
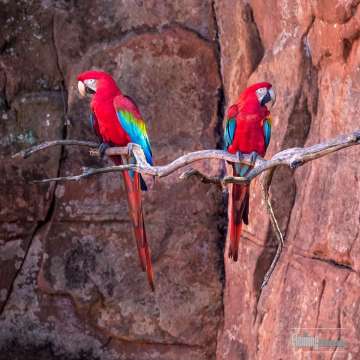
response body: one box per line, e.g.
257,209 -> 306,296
224,82 -> 276,261
77,70 -> 155,291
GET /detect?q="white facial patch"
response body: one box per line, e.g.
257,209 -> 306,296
255,87 -> 267,103
84,79 -> 97,92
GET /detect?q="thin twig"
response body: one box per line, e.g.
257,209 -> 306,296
12,140 -> 99,159
30,164 -> 135,184
260,168 -> 285,288
179,168 -> 223,188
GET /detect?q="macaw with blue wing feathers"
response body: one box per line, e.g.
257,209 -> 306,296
77,70 -> 154,290
224,82 -> 276,261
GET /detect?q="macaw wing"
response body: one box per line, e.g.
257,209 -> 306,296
113,96 -> 153,166
263,116 -> 272,151
224,118 -> 236,151
224,104 -> 239,150
89,111 -> 102,142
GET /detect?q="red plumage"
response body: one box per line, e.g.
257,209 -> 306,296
77,70 -> 154,291
78,71 -> 130,146
226,83 -> 271,157
225,82 -> 274,262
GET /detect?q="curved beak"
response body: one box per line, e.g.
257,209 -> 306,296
268,87 -> 276,109
78,81 -> 86,97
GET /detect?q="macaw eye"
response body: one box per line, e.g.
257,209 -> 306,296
84,79 -> 97,94
256,87 -> 272,106
255,87 -> 267,100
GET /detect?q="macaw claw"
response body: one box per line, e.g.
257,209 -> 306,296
98,142 -> 111,158
236,151 -> 244,163
235,151 -> 258,167
127,143 -> 136,157
249,151 -> 258,167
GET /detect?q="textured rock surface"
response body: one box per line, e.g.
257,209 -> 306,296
215,0 -> 360,359
1,0 -> 360,359
1,1 -> 223,359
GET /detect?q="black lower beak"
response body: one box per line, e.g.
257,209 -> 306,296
261,91 -> 271,106
85,87 -> 96,95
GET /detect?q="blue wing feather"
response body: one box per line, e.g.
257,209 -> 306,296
113,97 -> 153,191
224,118 -> 247,175
89,112 -> 95,131
116,110 -> 153,166
89,111 -> 102,142
224,118 -> 236,151
263,118 -> 271,151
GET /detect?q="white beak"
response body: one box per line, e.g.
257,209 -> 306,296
78,81 -> 86,97
268,87 -> 276,107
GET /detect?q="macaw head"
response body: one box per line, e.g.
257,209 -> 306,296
236,82 -> 276,114
77,70 -> 119,98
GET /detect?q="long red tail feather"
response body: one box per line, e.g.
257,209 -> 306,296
133,171 -> 155,291
113,156 -> 155,291
228,165 -> 249,262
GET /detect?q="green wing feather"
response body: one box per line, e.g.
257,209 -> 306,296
224,118 -> 236,150
263,117 -> 272,151
115,109 -> 153,166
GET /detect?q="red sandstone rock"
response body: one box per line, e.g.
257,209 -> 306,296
1,0 -> 360,359
217,1 -> 360,359
0,3 -> 223,358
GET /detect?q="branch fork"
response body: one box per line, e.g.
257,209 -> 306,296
12,129 -> 360,288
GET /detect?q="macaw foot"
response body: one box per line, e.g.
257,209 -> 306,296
236,151 -> 244,163
127,142 -> 137,157
249,151 -> 259,167
98,142 -> 111,158
235,151 -> 259,167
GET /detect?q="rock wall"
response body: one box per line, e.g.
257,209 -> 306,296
1,0 -> 359,359
215,1 -> 360,359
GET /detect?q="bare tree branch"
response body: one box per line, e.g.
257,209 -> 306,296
260,168 -> 285,289
13,130 -> 360,288
257,131 -> 360,288
13,130 -> 360,184
223,130 -> 360,184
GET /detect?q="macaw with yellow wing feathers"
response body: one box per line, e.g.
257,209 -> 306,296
224,82 -> 276,261
77,70 -> 154,291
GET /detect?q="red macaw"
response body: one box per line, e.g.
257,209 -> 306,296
77,70 -> 155,290
224,82 -> 276,261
